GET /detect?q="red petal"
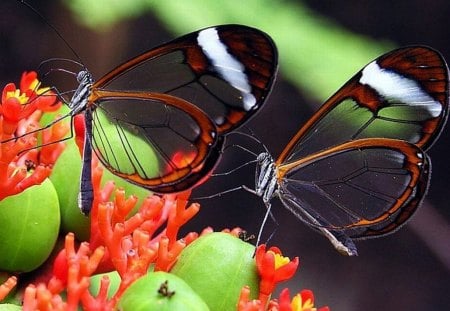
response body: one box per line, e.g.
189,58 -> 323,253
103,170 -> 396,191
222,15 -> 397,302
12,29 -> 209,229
35,94 -> 62,112
267,246 -> 282,255
20,71 -> 37,92
1,83 -> 16,103
74,114 -> 85,155
255,244 -> 268,268
278,288 -> 293,311
299,289 -> 314,305
274,257 -> 299,282
2,97 -> 22,122
52,250 -> 68,285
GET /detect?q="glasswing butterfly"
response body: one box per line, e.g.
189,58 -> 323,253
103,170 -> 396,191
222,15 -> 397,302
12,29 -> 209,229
251,46 -> 448,256
19,24 -> 278,214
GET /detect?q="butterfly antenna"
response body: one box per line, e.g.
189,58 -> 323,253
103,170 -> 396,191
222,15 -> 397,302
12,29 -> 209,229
265,225 -> 278,245
229,127 -> 270,154
221,142 -> 259,157
243,126 -> 270,154
39,58 -> 84,72
17,0 -> 85,66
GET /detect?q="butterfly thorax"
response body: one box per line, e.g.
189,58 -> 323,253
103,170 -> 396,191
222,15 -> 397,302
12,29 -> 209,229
255,152 -> 278,204
69,70 -> 94,115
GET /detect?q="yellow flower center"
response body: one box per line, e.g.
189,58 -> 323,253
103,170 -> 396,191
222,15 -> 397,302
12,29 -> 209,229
4,78 -> 49,105
291,294 -> 315,311
6,89 -> 29,105
37,86 -> 50,95
268,250 -> 290,269
29,78 -> 50,96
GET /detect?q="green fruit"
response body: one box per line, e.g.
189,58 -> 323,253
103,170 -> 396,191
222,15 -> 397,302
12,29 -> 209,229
41,105 -> 90,241
0,304 -> 22,310
38,104 -> 70,128
49,139 -> 90,241
116,271 -> 209,311
0,179 -> 60,272
171,232 -> 259,311
89,270 -> 121,299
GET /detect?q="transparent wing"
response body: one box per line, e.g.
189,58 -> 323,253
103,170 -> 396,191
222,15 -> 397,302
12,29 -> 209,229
277,138 -> 430,239
90,90 -> 223,193
278,46 -> 448,166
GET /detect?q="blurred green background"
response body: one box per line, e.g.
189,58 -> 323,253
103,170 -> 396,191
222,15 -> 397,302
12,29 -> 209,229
1,0 -> 449,310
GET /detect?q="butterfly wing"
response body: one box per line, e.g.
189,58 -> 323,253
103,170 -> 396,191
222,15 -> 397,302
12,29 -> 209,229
93,24 -> 278,134
277,46 -> 449,166
276,138 -> 430,250
89,90 -> 223,193
87,25 -> 278,192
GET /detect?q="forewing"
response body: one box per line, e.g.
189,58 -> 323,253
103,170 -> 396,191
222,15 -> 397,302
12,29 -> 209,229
93,25 -> 278,134
278,46 -> 448,165
90,90 -> 223,193
277,138 -> 429,238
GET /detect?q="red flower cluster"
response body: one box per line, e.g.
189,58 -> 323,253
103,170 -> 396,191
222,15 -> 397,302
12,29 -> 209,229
17,153 -> 205,310
0,73 -> 329,310
0,71 -> 67,200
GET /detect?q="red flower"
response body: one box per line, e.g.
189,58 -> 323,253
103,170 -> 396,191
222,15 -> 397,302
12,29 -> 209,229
1,83 -> 34,127
277,288 -> 330,311
19,71 -> 61,113
255,245 -> 299,306
238,287 -> 330,311
1,72 -> 61,131
238,246 -> 306,311
0,72 -> 68,200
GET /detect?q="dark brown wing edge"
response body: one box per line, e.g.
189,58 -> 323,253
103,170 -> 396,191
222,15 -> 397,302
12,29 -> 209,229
376,47 -> 449,150
277,46 -> 449,166
93,24 -> 278,134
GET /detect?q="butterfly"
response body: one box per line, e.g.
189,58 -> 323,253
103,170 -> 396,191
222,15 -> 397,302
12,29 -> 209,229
251,46 -> 448,256
44,24 -> 278,214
